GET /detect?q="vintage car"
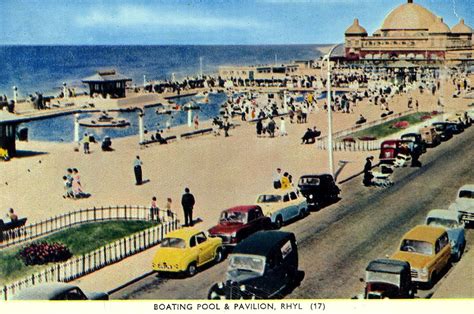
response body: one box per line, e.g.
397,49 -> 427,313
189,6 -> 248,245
255,188 -> 308,228
358,259 -> 415,299
208,205 -> 272,248
419,126 -> 441,147
207,231 -> 298,299
391,225 -> 451,286
10,282 -> 109,300
379,140 -> 411,164
400,132 -> 426,153
152,228 -> 223,276
297,174 -> 340,210
425,209 -> 466,262
431,122 -> 454,141
449,184 -> 474,224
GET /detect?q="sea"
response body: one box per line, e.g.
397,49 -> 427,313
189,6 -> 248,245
0,45 -> 323,97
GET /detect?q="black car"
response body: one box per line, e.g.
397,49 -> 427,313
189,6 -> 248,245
208,231 -> 298,299
432,122 -> 454,141
298,174 -> 340,210
400,133 -> 426,154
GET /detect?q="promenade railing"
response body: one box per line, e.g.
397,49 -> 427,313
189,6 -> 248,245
315,109 -> 414,152
0,205 -> 173,249
1,218 -> 179,300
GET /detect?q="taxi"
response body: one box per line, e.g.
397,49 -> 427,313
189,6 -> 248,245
152,228 -> 223,276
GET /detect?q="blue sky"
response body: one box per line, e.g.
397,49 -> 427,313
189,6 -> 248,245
0,0 -> 472,45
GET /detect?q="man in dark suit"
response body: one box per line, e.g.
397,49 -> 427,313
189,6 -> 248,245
181,188 -> 195,227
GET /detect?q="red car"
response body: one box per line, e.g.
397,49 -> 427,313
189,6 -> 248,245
208,205 -> 271,247
379,139 -> 411,163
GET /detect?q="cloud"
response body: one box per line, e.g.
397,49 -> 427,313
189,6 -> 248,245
75,5 -> 262,29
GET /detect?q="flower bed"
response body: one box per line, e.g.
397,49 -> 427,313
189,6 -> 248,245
18,242 -> 72,266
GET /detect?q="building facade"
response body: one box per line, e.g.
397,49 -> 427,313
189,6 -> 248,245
345,0 -> 473,65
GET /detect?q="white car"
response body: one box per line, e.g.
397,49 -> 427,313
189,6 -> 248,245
449,184 -> 474,223
256,188 -> 308,229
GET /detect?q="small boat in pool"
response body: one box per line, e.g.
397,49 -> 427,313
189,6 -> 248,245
79,112 -> 130,128
182,100 -> 201,111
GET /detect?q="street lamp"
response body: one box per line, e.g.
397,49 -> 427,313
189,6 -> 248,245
321,43 -> 343,177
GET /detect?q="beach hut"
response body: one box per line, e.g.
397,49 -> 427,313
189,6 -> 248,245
82,70 -> 132,99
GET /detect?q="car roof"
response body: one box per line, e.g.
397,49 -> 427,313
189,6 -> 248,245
232,231 -> 295,257
165,227 -> 202,240
402,225 -> 446,243
366,259 -> 410,274
223,205 -> 260,213
299,174 -> 333,179
401,133 -> 419,137
258,188 -> 298,196
426,209 -> 461,221
459,184 -> 474,192
11,282 -> 79,300
381,139 -> 401,144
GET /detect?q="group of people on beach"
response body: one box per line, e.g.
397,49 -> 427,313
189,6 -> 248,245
272,168 -> 293,190
149,187 -> 196,227
62,168 -> 89,199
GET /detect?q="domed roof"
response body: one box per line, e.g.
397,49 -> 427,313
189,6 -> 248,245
381,2 -> 437,30
429,17 -> 450,34
345,18 -> 368,35
452,19 -> 473,34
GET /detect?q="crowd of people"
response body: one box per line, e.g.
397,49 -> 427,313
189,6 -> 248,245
62,168 -> 89,199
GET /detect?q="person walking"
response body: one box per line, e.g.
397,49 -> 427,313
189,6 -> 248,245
150,196 -> 159,221
363,156 -> 374,187
7,208 -> 18,222
82,133 -> 90,154
279,117 -> 287,136
272,168 -> 282,189
181,188 -> 195,227
134,156 -> 143,185
165,197 -> 173,220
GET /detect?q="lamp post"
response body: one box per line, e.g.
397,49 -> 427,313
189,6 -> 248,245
322,43 -> 343,177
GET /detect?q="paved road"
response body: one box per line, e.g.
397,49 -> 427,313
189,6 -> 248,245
112,126 -> 474,300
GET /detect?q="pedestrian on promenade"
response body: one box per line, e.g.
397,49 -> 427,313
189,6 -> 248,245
281,172 -> 291,189
82,133 -> 90,154
256,119 -> 263,137
181,188 -> 195,227
273,168 -> 282,189
267,117 -> 276,137
279,117 -> 287,136
363,156 -> 374,187
165,197 -> 174,220
223,117 -> 230,137
415,100 -> 419,112
6,208 -> 18,222
72,168 -> 83,195
134,156 -> 143,185
194,114 -> 199,129
150,196 -> 159,221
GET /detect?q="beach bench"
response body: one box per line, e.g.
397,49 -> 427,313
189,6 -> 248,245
140,135 -> 178,146
180,128 -> 213,139
0,217 -> 27,242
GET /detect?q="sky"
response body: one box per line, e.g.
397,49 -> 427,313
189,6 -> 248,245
0,0 -> 472,45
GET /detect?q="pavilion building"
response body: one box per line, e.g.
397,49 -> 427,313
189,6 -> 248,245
82,70 -> 132,99
344,0 -> 473,66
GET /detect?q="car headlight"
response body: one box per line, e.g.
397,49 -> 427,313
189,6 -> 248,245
240,285 -> 246,291
231,231 -> 237,238
309,194 -> 314,199
420,267 -> 428,276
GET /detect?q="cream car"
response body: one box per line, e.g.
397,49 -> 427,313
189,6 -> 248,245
256,188 -> 308,228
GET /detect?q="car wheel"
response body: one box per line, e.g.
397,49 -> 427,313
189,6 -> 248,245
186,263 -> 198,277
453,244 -> 465,262
214,248 -> 224,263
274,216 -> 283,229
299,208 -> 306,219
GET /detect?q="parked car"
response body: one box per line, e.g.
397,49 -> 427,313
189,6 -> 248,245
297,174 -> 340,210
207,230 -> 298,299
208,205 -> 271,248
432,122 -> 454,141
357,259 -> 415,299
425,209 -> 466,262
152,227 -> 223,276
419,126 -> 441,147
449,184 -> 474,224
10,282 -> 109,300
379,140 -> 411,164
391,225 -> 451,286
400,132 -> 426,153
255,188 -> 308,228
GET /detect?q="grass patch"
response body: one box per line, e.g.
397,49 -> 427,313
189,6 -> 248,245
350,112 -> 433,139
0,220 -> 157,285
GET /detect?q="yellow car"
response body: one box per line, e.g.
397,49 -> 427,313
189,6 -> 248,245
391,225 -> 451,286
152,228 -> 223,276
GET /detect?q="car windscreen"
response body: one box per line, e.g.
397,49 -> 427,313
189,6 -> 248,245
427,217 -> 461,229
220,211 -> 247,223
160,237 -> 186,248
366,271 -> 400,286
299,177 -> 320,186
382,143 -> 396,149
459,190 -> 474,199
257,194 -> 282,203
400,239 -> 433,255
228,255 -> 265,274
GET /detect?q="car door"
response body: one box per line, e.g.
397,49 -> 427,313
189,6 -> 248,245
244,209 -> 257,238
435,233 -> 451,272
281,193 -> 293,221
288,190 -> 301,218
262,250 -> 287,297
195,232 -> 213,265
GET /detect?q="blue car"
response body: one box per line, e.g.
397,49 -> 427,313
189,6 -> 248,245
425,209 -> 466,262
